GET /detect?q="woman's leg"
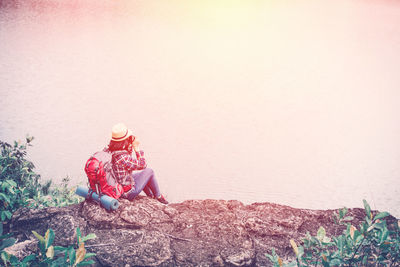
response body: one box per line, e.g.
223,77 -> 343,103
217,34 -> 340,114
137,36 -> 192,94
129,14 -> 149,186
127,168 -> 161,200
143,185 -> 154,198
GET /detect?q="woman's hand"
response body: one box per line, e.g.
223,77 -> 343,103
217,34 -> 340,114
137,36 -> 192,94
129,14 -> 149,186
132,138 -> 140,152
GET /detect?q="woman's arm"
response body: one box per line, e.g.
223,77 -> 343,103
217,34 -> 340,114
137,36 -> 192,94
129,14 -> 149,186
134,150 -> 147,170
114,151 -> 147,171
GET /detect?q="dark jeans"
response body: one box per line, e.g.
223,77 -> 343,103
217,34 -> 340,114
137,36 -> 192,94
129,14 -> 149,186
126,168 -> 161,200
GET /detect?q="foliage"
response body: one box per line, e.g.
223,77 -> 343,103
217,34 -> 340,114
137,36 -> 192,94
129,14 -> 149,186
0,136 -> 42,221
0,136 -> 42,196
0,136 -> 90,266
266,248 -> 297,267
266,200 -> 400,266
0,136 -> 82,221
28,176 -> 82,209
1,227 -> 96,267
0,223 -> 18,266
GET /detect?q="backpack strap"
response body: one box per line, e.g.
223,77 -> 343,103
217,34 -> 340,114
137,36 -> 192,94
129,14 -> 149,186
86,188 -> 106,209
85,156 -> 94,171
94,168 -> 103,197
86,188 -> 95,201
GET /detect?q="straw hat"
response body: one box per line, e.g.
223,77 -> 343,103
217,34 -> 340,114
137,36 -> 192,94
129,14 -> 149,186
111,123 -> 133,142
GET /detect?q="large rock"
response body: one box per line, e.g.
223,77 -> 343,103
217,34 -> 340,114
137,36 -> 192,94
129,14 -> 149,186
8,197 -> 398,266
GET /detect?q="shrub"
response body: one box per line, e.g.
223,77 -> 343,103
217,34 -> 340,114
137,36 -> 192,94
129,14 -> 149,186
0,223 -> 17,265
0,136 -> 82,220
266,200 -> 400,266
2,227 -> 96,267
0,136 -> 42,220
28,176 -> 82,209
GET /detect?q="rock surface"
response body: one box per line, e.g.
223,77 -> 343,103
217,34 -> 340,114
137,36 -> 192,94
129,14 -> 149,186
8,197 -> 397,266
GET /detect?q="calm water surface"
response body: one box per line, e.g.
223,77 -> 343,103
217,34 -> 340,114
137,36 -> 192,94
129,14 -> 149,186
1,0 -> 400,217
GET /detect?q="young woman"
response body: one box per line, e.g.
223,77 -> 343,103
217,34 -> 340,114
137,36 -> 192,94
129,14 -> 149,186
107,123 -> 168,204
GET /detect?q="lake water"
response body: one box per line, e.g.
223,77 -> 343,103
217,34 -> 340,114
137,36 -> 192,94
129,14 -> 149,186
1,0 -> 400,218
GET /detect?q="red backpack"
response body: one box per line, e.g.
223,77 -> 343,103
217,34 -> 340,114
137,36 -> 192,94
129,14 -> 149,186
84,149 -> 124,199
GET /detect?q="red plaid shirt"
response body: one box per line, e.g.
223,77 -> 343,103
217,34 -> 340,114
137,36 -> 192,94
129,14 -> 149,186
111,150 -> 147,185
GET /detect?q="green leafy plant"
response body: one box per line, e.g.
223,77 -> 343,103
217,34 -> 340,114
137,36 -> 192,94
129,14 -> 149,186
266,248 -> 297,267
1,227 -> 96,267
0,137 -> 43,196
0,137 -> 38,221
49,176 -> 82,207
28,176 -> 82,209
0,179 -> 24,221
266,200 -> 400,266
0,223 -> 19,266
1,136 -> 82,221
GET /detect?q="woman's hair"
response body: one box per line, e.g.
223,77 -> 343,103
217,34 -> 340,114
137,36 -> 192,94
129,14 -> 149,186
108,136 -> 133,153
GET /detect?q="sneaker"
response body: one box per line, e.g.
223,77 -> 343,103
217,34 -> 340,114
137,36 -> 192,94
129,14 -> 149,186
156,195 -> 168,204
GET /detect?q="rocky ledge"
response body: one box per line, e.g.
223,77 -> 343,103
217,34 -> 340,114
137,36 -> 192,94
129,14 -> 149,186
7,197 -> 398,266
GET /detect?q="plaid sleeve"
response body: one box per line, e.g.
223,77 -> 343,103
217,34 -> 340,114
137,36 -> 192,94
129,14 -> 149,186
117,150 -> 146,171
135,150 -> 147,170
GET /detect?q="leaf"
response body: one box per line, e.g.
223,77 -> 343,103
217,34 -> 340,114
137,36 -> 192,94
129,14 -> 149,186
322,259 -> 330,267
9,254 -> 19,265
333,214 -> 338,225
339,208 -> 344,218
46,245 -> 54,259
0,238 -> 16,250
47,229 -> 55,248
32,230 -> 46,254
355,233 -> 363,244
380,228 -> 389,244
265,253 -> 274,261
337,236 -> 344,254
363,199 -> 372,219
4,211 -> 12,220
50,257 -> 67,266
8,187 -> 15,195
5,180 -> 17,187
22,254 -> 36,263
54,246 -> 68,251
77,260 -> 96,266
343,216 -> 354,222
68,246 -> 76,264
32,231 -> 44,243
297,246 -> 304,258
374,212 -> 390,221
322,236 -> 331,244
75,242 -> 86,264
45,229 -> 50,248
278,257 -> 283,267
81,233 -> 96,242
0,193 -> 10,203
349,225 -> 356,239
289,239 -> 298,256
374,221 -> 386,231
366,216 -> 372,226
0,233 -> 13,240
362,255 -> 368,264
76,227 -> 82,246
1,251 -> 10,266
317,226 -> 326,241
83,252 -> 95,260
330,258 -> 341,266
367,224 -> 375,232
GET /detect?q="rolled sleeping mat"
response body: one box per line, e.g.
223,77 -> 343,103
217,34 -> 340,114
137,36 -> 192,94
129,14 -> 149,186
75,186 -> 119,211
